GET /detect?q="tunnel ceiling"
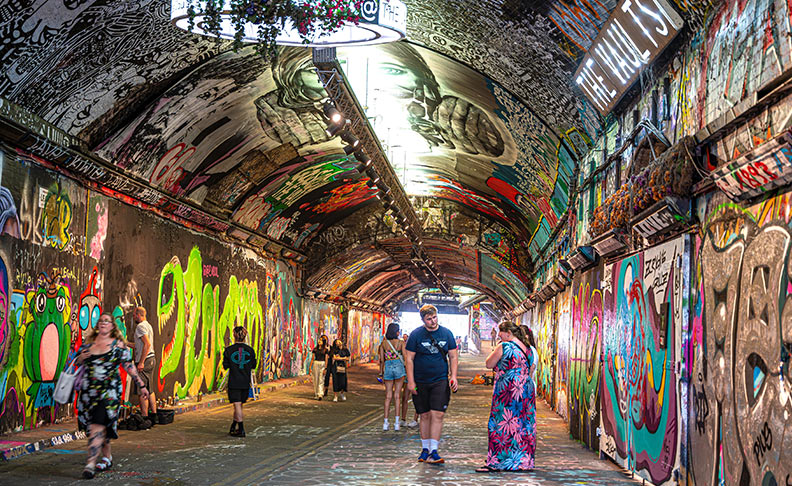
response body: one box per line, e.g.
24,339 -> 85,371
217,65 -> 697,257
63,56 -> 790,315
0,0 -> 703,309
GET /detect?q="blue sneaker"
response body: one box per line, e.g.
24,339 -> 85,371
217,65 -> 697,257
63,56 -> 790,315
426,450 -> 444,464
417,448 -> 429,462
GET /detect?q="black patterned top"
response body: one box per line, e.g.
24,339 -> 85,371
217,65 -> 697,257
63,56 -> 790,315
76,340 -> 132,439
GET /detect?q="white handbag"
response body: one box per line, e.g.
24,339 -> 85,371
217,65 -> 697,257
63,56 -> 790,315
53,362 -> 81,405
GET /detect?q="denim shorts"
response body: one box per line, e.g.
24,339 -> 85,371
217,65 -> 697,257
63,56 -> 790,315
383,359 -> 406,380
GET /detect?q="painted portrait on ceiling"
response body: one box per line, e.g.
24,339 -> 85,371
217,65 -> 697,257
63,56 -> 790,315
338,42 -> 569,241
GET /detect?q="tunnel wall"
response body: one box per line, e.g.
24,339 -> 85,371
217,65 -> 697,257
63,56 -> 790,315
526,204 -> 792,486
0,150 -> 380,435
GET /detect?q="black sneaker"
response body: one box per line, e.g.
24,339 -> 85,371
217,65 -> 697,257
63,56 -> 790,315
148,413 -> 158,426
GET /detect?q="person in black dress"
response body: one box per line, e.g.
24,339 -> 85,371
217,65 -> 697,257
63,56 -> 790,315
331,339 -> 351,402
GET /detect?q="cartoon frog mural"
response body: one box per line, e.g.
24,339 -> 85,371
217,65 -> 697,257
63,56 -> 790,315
23,272 -> 71,409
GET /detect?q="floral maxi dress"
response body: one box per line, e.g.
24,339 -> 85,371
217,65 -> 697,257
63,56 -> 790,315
486,340 -> 536,471
76,341 -> 132,440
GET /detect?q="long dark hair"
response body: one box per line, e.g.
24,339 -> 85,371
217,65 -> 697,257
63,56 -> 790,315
385,323 -> 400,340
499,321 -> 531,350
520,325 -> 537,348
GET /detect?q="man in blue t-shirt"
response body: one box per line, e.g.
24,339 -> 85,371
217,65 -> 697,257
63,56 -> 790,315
405,304 -> 458,464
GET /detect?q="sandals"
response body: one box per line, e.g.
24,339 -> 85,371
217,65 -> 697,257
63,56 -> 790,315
96,456 -> 112,472
475,465 -> 500,473
82,464 -> 95,479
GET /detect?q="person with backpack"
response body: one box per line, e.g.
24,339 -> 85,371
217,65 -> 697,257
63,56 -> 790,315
405,305 -> 458,464
378,323 -> 406,430
222,326 -> 256,437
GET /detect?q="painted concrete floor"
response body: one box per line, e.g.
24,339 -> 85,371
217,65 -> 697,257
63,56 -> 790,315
0,354 -> 640,486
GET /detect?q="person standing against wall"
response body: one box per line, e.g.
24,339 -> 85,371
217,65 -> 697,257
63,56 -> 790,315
490,327 -> 497,347
128,306 -> 157,426
311,335 -> 330,400
405,304 -> 458,464
223,326 -> 256,437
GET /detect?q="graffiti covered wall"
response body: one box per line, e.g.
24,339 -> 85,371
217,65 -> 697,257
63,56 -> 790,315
0,148 -> 334,434
601,236 -> 688,486
569,263 -> 603,451
691,192 -> 792,486
554,288 -> 571,421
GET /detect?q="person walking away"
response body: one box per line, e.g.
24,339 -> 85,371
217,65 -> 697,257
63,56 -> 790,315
378,323 -> 406,430
76,314 -> 150,478
400,333 -> 418,428
490,327 -> 497,347
477,321 -> 536,473
330,339 -> 350,401
223,326 -> 256,437
311,335 -> 330,400
405,304 -> 458,464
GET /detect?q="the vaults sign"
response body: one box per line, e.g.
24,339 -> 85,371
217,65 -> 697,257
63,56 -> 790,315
574,0 -> 683,116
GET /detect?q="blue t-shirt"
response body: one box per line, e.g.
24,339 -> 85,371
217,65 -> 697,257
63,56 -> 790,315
406,325 -> 457,384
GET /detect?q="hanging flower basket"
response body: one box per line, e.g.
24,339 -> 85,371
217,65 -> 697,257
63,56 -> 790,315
171,0 -> 406,59
589,136 -> 695,238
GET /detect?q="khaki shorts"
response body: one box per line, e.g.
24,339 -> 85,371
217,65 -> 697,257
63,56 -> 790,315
134,356 -> 155,395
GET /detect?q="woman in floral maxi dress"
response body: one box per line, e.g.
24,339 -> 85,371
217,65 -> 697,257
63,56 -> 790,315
477,320 -> 536,472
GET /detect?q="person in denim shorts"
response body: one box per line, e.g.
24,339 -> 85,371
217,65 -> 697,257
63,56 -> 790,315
378,323 -> 406,431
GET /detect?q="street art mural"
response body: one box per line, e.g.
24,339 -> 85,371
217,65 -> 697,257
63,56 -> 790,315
303,300 -> 340,345
691,193 -> 792,486
479,253 -> 529,308
348,309 -> 384,364
569,264 -> 603,451
601,236 -> 688,486
554,287 -> 571,421
339,42 -> 576,264
534,297 -> 556,406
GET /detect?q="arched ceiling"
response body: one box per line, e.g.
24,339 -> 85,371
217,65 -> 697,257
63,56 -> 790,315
0,0 -> 699,310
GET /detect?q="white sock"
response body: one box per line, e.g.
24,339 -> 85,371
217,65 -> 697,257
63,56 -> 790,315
395,416 -> 400,423
383,418 -> 389,424
429,439 -> 438,452
421,439 -> 430,450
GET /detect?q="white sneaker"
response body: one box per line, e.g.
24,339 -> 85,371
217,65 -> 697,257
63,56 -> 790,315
406,420 -> 418,428
394,420 -> 400,431
383,421 -> 389,431
333,396 -> 338,402
341,395 -> 347,401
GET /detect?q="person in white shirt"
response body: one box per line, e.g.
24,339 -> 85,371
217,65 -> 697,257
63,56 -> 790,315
128,307 -> 158,426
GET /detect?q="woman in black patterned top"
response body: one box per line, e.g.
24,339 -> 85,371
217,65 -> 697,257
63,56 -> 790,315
75,313 -> 148,479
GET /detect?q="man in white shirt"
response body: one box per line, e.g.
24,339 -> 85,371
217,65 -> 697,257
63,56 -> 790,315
129,306 -> 158,426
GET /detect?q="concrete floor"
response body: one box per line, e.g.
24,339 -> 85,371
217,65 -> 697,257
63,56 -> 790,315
0,353 -> 640,486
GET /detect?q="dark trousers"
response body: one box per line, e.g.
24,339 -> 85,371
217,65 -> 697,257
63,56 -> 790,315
323,364 -> 332,394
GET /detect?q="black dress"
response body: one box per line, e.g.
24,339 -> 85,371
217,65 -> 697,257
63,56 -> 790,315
332,348 -> 350,392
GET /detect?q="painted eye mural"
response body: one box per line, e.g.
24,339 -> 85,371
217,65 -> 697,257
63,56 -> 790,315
22,272 -> 72,409
76,267 -> 102,351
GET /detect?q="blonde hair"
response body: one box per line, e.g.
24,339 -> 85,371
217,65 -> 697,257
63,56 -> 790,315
85,313 -> 125,343
419,304 -> 437,319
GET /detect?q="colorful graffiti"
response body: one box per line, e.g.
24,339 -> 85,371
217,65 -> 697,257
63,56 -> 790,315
601,236 -> 687,486
554,288 -> 571,421
569,264 -> 603,451
40,183 -> 72,251
691,194 -> 792,486
535,298 -> 556,406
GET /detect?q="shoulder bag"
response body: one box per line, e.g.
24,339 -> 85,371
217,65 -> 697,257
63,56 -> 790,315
54,361 -> 82,405
386,339 -> 405,366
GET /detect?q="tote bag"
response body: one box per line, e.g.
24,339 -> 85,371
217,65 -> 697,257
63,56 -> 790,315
54,362 -> 81,404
